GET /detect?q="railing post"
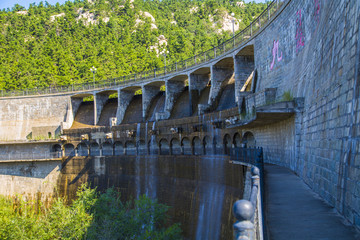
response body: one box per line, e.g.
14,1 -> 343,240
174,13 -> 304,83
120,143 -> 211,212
154,68 -> 156,78
259,17 -> 261,28
268,4 -> 270,20
214,47 -> 216,58
251,23 -> 253,36
233,200 -> 255,240
176,62 -> 178,71
195,56 -> 197,64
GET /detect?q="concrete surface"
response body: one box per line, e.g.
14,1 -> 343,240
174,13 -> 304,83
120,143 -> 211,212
264,164 -> 359,240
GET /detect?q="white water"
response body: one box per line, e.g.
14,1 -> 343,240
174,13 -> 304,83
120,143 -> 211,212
135,123 -> 141,198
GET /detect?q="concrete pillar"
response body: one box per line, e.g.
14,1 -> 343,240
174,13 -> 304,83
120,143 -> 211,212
189,73 -> 209,115
65,97 -> 82,129
116,89 -> 134,125
162,80 -> 185,120
94,92 -> 108,125
208,66 -> 233,109
234,55 -> 254,104
142,85 -> 160,121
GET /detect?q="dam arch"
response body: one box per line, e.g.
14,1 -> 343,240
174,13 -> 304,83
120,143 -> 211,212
170,138 -> 181,155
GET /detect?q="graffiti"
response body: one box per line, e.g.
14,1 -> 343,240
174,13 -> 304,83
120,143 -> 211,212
295,9 -> 305,53
270,40 -> 283,70
314,0 -> 320,24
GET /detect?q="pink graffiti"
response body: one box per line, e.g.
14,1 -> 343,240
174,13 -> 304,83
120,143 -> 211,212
270,40 -> 283,70
295,9 -> 305,53
314,0 -> 320,24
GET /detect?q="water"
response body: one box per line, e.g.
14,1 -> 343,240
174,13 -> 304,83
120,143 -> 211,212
195,182 -> 225,240
135,123 -> 141,198
145,122 -> 157,199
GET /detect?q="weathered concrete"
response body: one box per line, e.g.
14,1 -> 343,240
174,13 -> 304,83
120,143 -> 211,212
0,95 -> 71,140
142,85 -> 161,120
208,65 -> 234,110
0,160 -> 61,202
189,72 -> 210,115
265,164 -> 358,240
234,55 -> 254,103
94,92 -> 109,125
162,78 -> 186,120
116,89 -> 136,124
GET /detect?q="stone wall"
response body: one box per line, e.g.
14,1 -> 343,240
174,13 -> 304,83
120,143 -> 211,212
254,0 -> 360,228
0,94 -> 71,140
0,160 -> 61,202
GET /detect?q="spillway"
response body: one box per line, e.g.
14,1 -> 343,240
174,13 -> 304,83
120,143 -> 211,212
71,101 -> 94,128
60,155 -> 247,239
98,98 -> 117,126
122,95 -> 143,124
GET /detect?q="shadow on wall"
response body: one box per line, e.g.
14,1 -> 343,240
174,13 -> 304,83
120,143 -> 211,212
0,160 -> 60,179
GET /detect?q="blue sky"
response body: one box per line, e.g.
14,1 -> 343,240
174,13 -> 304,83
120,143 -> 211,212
1,0 -> 267,10
0,0 -> 69,10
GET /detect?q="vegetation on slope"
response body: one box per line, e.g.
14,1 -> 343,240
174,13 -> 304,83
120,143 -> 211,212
0,0 -> 266,91
0,184 -> 182,239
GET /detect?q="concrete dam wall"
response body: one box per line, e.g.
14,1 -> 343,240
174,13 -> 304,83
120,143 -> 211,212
0,0 -> 360,234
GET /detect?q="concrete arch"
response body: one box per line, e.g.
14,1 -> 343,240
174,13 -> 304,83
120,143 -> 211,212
181,137 -> 191,155
90,142 -> 100,156
125,141 -> 136,155
192,136 -> 202,155
223,134 -> 232,155
64,143 -> 75,157
114,141 -> 124,155
77,142 -> 88,156
148,139 -> 158,155
137,140 -> 146,155
96,90 -> 118,126
235,45 -> 254,57
170,138 -> 181,155
143,81 -> 165,121
159,138 -> 170,155
213,57 -> 234,69
233,132 -> 242,148
203,136 -> 212,155
242,131 -> 255,148
144,80 -> 165,88
162,75 -> 188,120
213,135 -> 223,155
52,144 -> 62,158
102,142 -> 113,156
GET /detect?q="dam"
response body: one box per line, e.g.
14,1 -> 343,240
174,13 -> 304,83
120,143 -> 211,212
0,0 -> 360,238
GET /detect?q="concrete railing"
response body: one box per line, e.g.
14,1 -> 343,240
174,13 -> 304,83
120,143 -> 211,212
0,152 -> 62,161
232,148 -> 265,240
0,0 -> 289,98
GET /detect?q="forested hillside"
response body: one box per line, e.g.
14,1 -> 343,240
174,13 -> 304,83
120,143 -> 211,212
0,0 -> 266,91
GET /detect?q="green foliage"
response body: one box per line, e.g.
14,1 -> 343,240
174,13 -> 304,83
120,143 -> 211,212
0,184 -> 182,239
0,0 -> 266,91
282,90 -> 293,101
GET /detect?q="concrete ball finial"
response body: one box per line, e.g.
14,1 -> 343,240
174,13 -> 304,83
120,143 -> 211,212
251,166 -> 260,176
233,199 -> 254,221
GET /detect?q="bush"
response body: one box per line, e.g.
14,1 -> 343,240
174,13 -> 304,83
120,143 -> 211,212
0,184 -> 182,240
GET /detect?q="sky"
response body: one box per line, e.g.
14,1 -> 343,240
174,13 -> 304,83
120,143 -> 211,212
0,0 -> 267,11
0,0 -> 69,10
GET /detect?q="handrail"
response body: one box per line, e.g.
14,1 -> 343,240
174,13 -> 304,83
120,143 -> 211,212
0,0 -> 287,98
232,148 -> 265,240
